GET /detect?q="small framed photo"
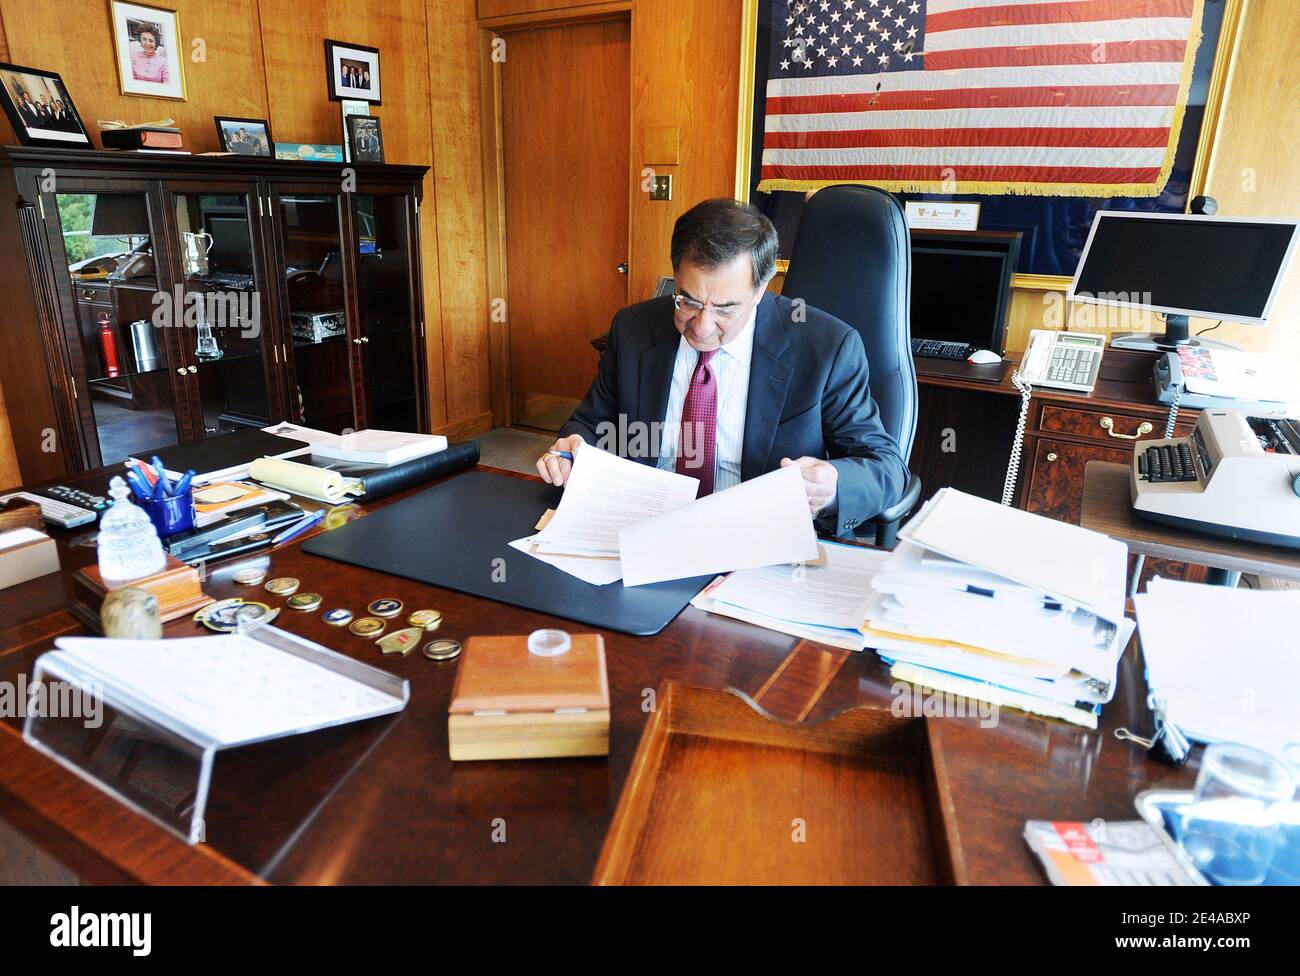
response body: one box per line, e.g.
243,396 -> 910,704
325,39 -> 380,104
215,116 -> 273,156
346,115 -> 384,163
0,62 -> 92,147
110,1 -> 187,100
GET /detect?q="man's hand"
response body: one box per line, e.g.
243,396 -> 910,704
536,434 -> 584,485
781,456 -> 838,515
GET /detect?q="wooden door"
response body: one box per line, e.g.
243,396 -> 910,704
501,18 -> 631,430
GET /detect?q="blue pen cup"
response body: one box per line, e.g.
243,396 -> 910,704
140,488 -> 196,538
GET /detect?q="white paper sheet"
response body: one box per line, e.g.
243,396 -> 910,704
1135,579 -> 1300,754
533,445 -> 698,555
900,487 -> 1129,625
619,464 -> 820,586
507,536 -> 623,586
709,541 -> 889,629
43,634 -> 404,748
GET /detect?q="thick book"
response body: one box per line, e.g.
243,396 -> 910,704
100,126 -> 183,150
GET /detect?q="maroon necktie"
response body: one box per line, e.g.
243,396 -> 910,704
676,349 -> 718,495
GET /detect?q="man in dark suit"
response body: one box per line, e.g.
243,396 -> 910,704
538,197 -> 907,538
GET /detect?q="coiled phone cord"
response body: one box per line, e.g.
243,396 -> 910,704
1001,371 -> 1033,506
1163,383 -> 1182,439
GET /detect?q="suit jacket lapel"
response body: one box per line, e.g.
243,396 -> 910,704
637,314 -> 680,465
742,293 -> 793,481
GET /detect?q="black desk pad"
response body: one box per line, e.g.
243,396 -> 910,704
300,470 -> 710,636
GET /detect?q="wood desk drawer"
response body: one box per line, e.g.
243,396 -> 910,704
1037,404 -> 1190,443
1024,438 -> 1130,524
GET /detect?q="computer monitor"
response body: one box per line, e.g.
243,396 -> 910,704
205,215 -> 251,273
1068,211 -> 1300,351
909,230 -> 1020,353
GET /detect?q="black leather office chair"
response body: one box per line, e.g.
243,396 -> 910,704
781,184 -> 922,548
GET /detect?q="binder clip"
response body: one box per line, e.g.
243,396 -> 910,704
1114,696 -> 1191,767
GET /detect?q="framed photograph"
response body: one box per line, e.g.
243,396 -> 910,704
0,62 -> 92,147
340,99 -> 369,160
325,40 -> 380,104
109,1 -> 187,100
346,115 -> 384,164
214,116 -> 273,157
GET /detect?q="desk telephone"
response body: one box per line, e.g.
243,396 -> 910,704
1001,330 -> 1106,505
1130,410 -> 1300,550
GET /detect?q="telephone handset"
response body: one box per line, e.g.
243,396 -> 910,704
999,330 -> 1105,506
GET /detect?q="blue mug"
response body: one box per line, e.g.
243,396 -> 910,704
140,489 -> 196,538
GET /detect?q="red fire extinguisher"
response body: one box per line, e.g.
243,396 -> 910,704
97,312 -> 121,378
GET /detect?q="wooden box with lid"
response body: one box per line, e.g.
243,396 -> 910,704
448,633 -> 610,761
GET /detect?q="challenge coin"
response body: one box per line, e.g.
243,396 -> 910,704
232,567 -> 267,586
349,616 -> 386,637
234,603 -> 278,627
322,608 -> 354,627
376,627 -> 422,656
408,609 -> 443,632
194,598 -> 246,632
367,598 -> 403,618
265,577 -> 300,596
422,639 -> 462,662
287,592 -> 323,612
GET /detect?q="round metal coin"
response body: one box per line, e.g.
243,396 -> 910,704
367,598 -> 403,618
232,567 -> 267,586
287,592 -> 323,612
408,609 -> 443,632
234,603 -> 278,627
349,616 -> 386,637
194,598 -> 247,632
265,577 -> 300,596
422,639 -> 462,662
322,608 -> 354,627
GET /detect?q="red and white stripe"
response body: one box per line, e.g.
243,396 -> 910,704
760,0 -> 1199,189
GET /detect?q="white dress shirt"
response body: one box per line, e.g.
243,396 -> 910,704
655,305 -> 756,492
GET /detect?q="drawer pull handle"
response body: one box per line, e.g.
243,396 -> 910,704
1100,417 -> 1152,440
1046,452 -> 1058,462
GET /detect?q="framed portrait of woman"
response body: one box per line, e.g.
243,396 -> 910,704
110,1 -> 187,101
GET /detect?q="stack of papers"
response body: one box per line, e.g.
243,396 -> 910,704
512,445 -> 819,587
691,541 -> 892,650
864,488 -> 1134,729
263,422 -> 448,466
1134,578 -> 1300,755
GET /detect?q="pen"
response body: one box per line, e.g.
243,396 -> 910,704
271,509 -> 325,546
151,456 -> 172,495
125,467 -> 153,501
151,471 -> 167,502
547,450 -> 574,461
173,469 -> 196,498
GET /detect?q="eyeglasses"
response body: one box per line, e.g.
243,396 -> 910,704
672,292 -> 744,323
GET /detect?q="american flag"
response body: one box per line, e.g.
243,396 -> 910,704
758,0 -> 1204,197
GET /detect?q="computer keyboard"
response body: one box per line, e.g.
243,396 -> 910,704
911,338 -> 974,361
1138,442 -> 1198,483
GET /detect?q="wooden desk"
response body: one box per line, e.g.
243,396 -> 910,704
0,464 -> 1196,885
1082,460 -> 1300,583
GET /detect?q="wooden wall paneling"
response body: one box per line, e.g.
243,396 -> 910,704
1197,0 -> 1300,362
427,0 -> 492,431
627,0 -> 744,304
477,0 -> 626,22
478,29 -> 510,427
0,0 -> 269,154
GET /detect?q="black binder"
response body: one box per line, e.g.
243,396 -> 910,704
300,470 -> 709,636
133,428 -> 311,478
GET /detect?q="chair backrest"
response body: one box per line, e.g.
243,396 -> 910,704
781,185 -> 917,462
